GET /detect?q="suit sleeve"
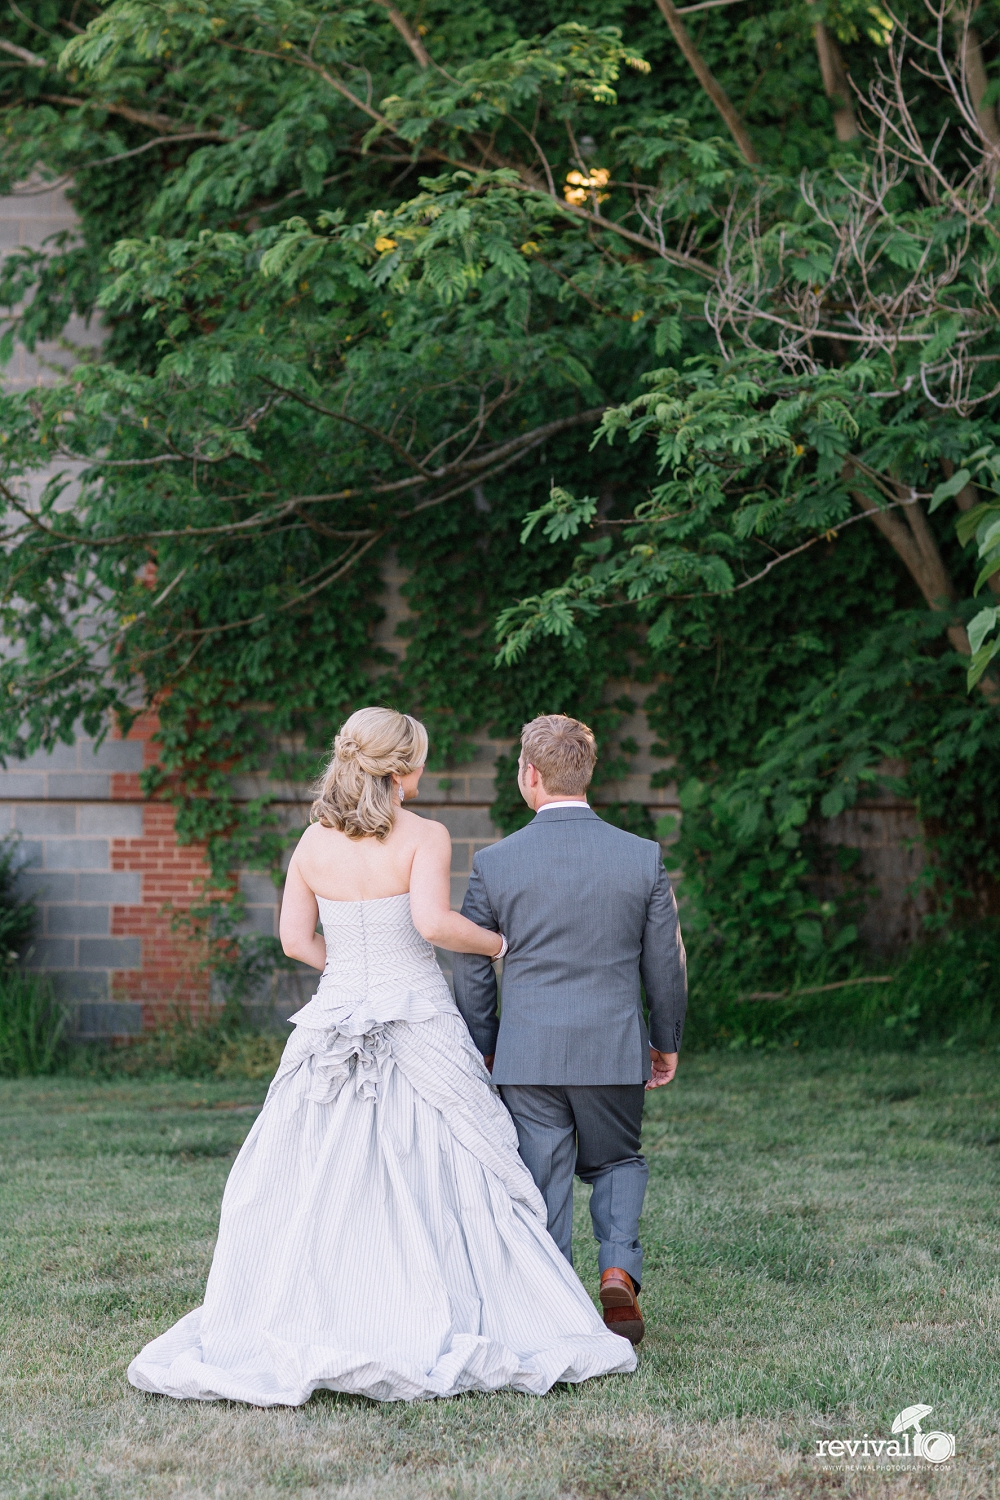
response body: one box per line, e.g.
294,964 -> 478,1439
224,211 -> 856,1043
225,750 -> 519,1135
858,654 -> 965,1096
640,857 -> 688,1053
451,856 -> 501,1058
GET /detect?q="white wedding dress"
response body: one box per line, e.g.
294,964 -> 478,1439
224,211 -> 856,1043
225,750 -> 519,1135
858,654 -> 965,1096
128,893 -> 637,1404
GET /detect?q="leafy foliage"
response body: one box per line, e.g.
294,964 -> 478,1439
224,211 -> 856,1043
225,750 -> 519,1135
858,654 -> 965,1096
0,836 -> 36,963
0,968 -> 67,1076
682,919 -> 1000,1052
1,0 -> 999,993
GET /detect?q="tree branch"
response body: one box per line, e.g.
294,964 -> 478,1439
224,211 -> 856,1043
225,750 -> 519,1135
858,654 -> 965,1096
371,0 -> 431,69
0,37 -> 48,67
38,93 -> 210,135
652,0 -> 760,165
813,19 -> 860,142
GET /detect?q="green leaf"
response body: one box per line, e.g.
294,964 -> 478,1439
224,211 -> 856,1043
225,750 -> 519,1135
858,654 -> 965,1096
967,606 -> 1000,656
794,919 -> 823,951
955,502 -> 999,547
967,635 -> 1000,690
520,487 -> 597,544
928,468 -> 970,513
974,555 -> 1000,596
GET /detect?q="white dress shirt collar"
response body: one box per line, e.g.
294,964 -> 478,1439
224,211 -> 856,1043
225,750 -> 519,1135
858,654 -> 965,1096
534,799 -> 591,813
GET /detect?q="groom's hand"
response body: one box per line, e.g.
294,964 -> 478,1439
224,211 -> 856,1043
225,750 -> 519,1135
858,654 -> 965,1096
646,1049 -> 678,1090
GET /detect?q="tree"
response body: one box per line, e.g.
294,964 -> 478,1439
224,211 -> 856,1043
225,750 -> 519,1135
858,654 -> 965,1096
0,0 -> 995,949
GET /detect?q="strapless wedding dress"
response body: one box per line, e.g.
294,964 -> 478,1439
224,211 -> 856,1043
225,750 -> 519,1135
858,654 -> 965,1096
128,893 -> 636,1404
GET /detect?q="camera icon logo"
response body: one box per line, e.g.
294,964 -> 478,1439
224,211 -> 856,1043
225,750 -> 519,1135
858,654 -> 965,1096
892,1405 -> 956,1464
914,1431 -> 956,1464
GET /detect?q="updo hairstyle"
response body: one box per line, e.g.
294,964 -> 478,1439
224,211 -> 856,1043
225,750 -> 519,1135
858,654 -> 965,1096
310,707 -> 428,841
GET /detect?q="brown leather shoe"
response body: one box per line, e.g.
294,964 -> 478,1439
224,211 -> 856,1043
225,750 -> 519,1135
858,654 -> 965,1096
599,1267 -> 644,1345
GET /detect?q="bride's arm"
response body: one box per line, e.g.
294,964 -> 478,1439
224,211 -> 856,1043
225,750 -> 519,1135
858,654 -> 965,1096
279,854 -> 328,970
409,821 -> 504,957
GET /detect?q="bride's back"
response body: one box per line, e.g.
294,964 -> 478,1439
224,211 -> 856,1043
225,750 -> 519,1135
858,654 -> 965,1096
294,812 -> 428,902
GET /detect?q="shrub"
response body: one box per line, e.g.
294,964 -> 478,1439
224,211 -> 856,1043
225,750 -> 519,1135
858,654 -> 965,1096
682,920 -> 1000,1052
0,834 -> 35,963
0,967 -> 67,1077
214,1033 -> 286,1080
68,1009 -> 288,1081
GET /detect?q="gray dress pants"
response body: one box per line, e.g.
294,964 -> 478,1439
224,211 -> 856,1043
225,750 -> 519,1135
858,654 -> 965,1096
499,1084 -> 648,1287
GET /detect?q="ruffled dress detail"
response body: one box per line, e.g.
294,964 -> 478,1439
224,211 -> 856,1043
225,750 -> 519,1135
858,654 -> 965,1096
128,893 -> 636,1404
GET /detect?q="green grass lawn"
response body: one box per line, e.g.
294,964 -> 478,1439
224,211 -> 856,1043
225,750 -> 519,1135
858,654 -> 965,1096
1,1051 -> 997,1499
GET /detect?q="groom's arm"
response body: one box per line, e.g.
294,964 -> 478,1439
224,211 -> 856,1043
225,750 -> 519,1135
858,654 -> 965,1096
639,858 -> 688,1056
452,858 -> 501,1060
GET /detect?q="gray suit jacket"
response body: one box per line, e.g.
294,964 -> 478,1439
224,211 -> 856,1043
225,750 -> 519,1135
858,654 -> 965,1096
452,805 -> 687,1086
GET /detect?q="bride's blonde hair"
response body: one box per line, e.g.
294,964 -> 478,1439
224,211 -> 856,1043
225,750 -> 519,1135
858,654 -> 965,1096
311,707 -> 428,841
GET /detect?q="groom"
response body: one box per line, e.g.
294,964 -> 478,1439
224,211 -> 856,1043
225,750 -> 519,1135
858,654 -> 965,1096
453,714 -> 687,1345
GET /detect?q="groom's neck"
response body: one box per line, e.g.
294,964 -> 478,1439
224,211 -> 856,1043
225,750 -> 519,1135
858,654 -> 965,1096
532,791 -> 589,811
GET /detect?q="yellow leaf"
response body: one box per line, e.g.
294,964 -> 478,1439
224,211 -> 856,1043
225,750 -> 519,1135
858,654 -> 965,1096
374,236 -> 397,253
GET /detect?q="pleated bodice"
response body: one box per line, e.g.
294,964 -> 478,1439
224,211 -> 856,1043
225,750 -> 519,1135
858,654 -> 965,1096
287,892 -> 458,1036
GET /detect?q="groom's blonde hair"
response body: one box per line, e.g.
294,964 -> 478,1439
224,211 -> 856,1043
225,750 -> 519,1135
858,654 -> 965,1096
311,706 -> 428,840
520,714 -> 596,797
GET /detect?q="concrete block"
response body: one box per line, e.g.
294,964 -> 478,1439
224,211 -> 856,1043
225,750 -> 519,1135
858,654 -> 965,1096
14,871 -> 76,902
77,872 -> 142,904
17,741 -> 79,770
28,938 -> 76,969
426,808 -> 497,840
46,904 -> 109,936
450,843 -> 470,873
0,805 -> 11,833
237,906 -> 277,937
51,971 -> 109,1003
44,773 -> 110,799
74,1001 -> 144,1037
12,804 -> 78,836
469,778 -> 499,801
77,937 -> 141,969
0,774 -> 46,798
14,839 -> 42,869
272,967 -> 320,1014
78,804 -> 143,837
450,873 -> 471,909
239,871 -> 282,903
83,740 -> 145,771
44,839 -> 109,871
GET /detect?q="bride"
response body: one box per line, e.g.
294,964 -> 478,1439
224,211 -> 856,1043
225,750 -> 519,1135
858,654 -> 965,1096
128,706 -> 636,1404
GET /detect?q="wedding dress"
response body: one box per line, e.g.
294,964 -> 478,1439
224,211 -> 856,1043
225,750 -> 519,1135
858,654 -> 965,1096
128,893 -> 637,1404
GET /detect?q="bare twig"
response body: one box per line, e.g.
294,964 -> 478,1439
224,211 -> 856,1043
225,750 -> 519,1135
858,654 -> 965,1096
736,976 -> 894,1002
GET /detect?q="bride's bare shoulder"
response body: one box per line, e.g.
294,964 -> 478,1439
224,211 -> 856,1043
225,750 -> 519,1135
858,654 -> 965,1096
398,809 -> 450,847
292,821 -> 342,859
296,820 -> 335,844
